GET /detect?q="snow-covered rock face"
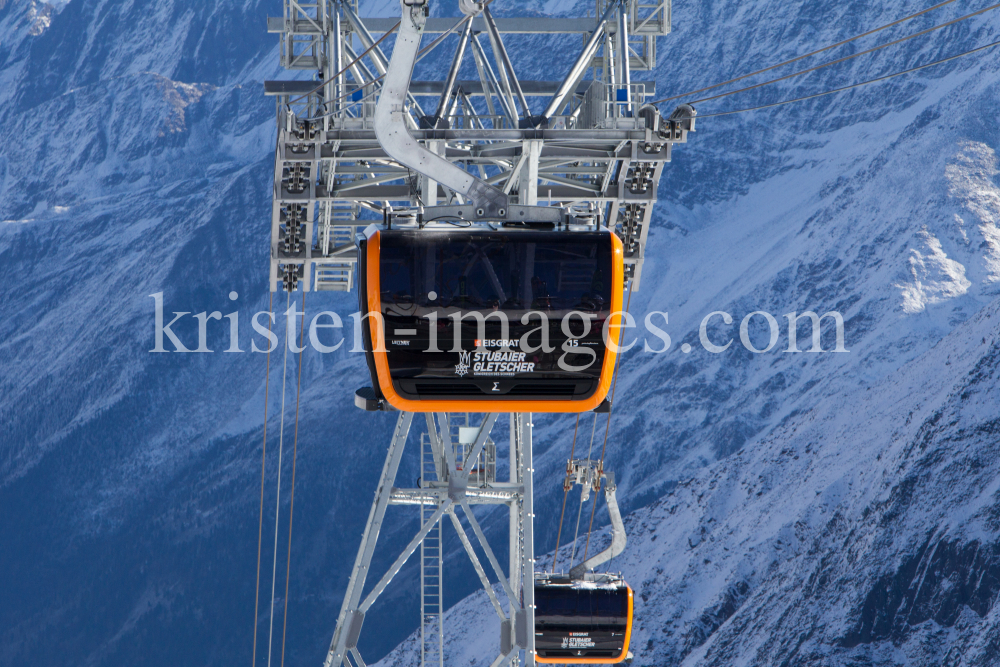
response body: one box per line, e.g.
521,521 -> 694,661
387,300 -> 1000,666
1,0 -> 1000,666
945,141 -> 1000,286
601,303 -> 1000,666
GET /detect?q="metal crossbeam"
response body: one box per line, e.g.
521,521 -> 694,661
448,511 -> 506,620
462,501 -> 519,604
324,412 -> 414,667
359,500 -> 453,614
267,16 -> 653,35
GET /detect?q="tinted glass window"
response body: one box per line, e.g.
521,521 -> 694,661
380,231 -> 612,313
535,585 -> 628,631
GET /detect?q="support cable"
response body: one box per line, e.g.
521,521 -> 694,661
583,281 -> 634,565
251,291 -> 275,667
696,38 -> 1000,118
651,0 -> 962,104
568,414 -> 599,568
585,412 -> 598,463
651,1 -> 1000,108
267,291 -> 293,667
551,414 -> 580,573
280,291 -> 307,667
692,3 -> 1000,106
599,283 -> 634,464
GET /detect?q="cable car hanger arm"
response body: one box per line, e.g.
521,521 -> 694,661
569,472 -> 626,578
374,0 -> 509,219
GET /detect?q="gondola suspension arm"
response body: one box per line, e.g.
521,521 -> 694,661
374,0 -> 509,218
569,471 -> 626,578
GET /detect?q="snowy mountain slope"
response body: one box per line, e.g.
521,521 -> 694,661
527,0 -> 1000,506
378,294 -> 1000,667
1,0 -> 1000,665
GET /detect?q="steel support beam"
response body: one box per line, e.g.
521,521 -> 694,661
482,6 -> 528,120
462,501 -> 518,604
542,0 -> 625,119
448,511 -> 507,620
516,414 -> 536,665
433,20 -> 474,122
470,33 -> 517,125
324,412 -> 415,667
359,499 -> 453,613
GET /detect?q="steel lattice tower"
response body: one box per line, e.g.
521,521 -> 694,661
264,2 -> 691,665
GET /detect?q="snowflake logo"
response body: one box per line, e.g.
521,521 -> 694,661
455,350 -> 471,377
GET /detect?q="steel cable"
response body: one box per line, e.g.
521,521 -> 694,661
696,37 -> 1000,118
651,0 -> 963,105
681,2 -> 1000,107
267,291 -> 292,667
251,291 -> 275,667
568,413 -> 599,569
551,414 -> 580,574
583,280 -> 634,565
280,291 -> 307,667
598,283 -> 634,464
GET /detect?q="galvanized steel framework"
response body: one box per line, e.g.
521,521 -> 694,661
318,412 -> 534,667
265,1 -> 690,665
266,0 -> 691,294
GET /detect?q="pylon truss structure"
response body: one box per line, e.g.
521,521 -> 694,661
265,0 -> 693,294
322,412 -> 536,667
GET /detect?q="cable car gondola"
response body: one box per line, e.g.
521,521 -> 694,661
357,226 -> 624,412
534,574 -> 633,663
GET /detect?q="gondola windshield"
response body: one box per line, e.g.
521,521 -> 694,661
534,586 -> 629,631
379,232 -> 611,313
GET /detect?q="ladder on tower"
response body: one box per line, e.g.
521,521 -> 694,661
313,200 -> 358,291
420,489 -> 444,667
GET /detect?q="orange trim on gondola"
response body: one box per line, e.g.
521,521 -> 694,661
534,586 -> 633,664
365,230 -> 625,413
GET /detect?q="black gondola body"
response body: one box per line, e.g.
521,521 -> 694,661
534,575 -> 634,663
358,227 -> 625,412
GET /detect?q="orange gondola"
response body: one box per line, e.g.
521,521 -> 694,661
357,227 -> 624,412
